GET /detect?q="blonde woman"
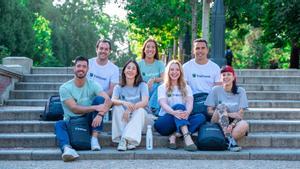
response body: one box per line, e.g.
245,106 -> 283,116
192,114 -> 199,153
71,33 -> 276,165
154,60 -> 206,151
111,60 -> 149,151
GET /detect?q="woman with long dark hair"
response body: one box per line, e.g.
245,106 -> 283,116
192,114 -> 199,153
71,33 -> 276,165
111,60 -> 149,151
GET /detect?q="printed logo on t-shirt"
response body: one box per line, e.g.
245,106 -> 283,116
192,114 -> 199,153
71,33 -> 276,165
192,73 -> 211,78
121,95 -> 140,102
90,73 -> 107,81
167,91 -> 183,98
144,72 -> 159,77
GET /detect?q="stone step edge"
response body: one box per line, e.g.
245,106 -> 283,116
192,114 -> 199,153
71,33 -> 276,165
1,107 -> 300,113
0,148 -> 300,161
10,90 -> 300,94
2,119 -> 300,124
1,132 -> 300,137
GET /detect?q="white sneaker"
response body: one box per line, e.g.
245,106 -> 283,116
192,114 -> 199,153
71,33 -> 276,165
127,143 -> 136,150
62,146 -> 79,162
117,138 -> 127,151
91,137 -> 101,151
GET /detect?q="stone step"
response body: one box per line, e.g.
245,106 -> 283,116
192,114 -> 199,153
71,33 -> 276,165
0,106 -> 44,120
6,99 -> 300,108
31,67 -> 300,77
0,121 -> 109,133
244,108 -> 300,120
246,91 -> 300,100
1,120 -> 300,133
1,147 -> 300,161
1,107 -> 299,121
9,90 -> 300,100
239,84 -> 300,91
248,120 -> 300,132
31,67 -> 73,74
236,76 -> 300,84
10,90 -> 58,99
235,69 -> 300,76
248,100 -> 300,108
22,74 -> 300,85
15,82 -> 300,92
5,99 -> 47,106
15,82 -> 62,90
22,74 -> 73,83
0,132 -> 300,148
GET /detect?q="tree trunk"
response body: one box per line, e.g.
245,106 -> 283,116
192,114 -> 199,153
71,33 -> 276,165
202,0 -> 211,43
178,36 -> 184,63
184,28 -> 191,62
290,41 -> 300,69
173,38 -> 178,60
191,0 -> 198,43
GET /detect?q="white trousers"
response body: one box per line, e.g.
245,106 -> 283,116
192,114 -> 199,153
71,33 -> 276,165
112,105 -> 146,146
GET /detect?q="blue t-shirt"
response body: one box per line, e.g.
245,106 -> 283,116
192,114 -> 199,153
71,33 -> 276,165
112,82 -> 149,103
138,59 -> 165,82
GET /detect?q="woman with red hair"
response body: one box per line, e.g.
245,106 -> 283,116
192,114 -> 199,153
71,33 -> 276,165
205,65 -> 249,152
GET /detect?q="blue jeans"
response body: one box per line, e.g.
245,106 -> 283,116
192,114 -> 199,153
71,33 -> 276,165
55,96 -> 105,151
154,104 -> 206,136
149,83 -> 160,115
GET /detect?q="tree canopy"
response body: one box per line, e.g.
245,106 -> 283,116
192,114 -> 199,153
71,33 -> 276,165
0,0 -> 299,68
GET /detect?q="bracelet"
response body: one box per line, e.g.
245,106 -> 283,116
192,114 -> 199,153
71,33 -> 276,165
97,113 -> 103,117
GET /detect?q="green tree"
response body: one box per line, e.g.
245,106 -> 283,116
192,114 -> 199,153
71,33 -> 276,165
125,0 -> 202,61
262,0 -> 300,68
32,13 -> 60,66
0,0 -> 34,59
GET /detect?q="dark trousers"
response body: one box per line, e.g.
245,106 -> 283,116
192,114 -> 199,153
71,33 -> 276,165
154,104 -> 206,136
55,96 -> 105,151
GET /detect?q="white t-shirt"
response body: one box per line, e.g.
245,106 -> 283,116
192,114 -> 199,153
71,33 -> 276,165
157,84 -> 193,116
87,58 -> 120,92
183,59 -> 220,94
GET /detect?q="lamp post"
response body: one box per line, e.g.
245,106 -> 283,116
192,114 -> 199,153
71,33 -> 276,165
211,0 -> 226,67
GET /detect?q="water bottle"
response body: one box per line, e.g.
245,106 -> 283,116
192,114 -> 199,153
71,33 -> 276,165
103,113 -> 109,122
146,125 -> 153,150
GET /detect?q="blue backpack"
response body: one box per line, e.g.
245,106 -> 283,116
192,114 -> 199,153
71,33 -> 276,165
197,122 -> 227,150
41,95 -> 64,121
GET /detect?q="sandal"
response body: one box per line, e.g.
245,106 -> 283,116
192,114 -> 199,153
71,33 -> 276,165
168,134 -> 177,150
183,132 -> 197,152
168,142 -> 177,150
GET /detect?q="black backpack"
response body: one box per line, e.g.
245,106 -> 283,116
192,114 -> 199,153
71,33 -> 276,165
41,95 -> 64,121
197,122 -> 227,150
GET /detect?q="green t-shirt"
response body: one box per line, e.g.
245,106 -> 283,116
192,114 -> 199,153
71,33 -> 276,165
138,59 -> 165,82
59,79 -> 103,120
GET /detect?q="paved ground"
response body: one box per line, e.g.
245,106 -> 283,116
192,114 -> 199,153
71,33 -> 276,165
0,160 -> 300,169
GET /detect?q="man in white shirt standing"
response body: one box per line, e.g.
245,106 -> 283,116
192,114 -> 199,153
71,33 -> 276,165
183,39 -> 221,120
88,39 -> 120,97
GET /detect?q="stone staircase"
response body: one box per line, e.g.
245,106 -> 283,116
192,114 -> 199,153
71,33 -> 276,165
1,68 -> 300,161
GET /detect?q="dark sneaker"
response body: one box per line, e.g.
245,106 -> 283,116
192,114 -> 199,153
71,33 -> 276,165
227,136 -> 241,152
